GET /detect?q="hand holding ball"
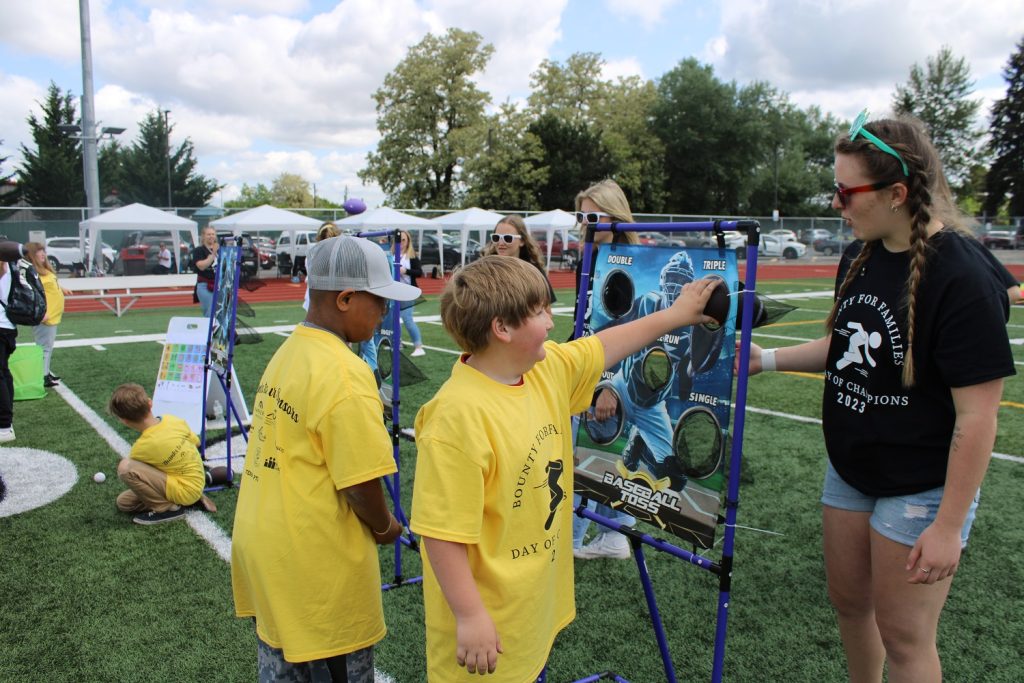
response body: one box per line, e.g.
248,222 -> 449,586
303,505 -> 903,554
93,471 -> 106,483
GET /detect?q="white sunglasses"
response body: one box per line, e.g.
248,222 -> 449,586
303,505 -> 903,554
575,211 -> 612,224
491,233 -> 522,244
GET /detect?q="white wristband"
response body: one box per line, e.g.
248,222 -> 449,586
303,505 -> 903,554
761,348 -> 777,372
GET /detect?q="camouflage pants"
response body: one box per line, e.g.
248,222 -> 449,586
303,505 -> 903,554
257,635 -> 374,683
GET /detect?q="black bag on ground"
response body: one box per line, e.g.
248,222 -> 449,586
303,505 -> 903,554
2,259 -> 47,326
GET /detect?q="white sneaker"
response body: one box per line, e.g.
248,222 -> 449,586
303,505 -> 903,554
572,531 -> 630,560
0,427 -> 14,443
410,347 -> 426,357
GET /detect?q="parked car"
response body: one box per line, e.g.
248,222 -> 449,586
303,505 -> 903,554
417,233 -> 480,274
768,229 -> 799,242
759,234 -> 806,259
799,228 -> 833,245
112,230 -> 193,274
531,231 -> 580,268
44,237 -> 116,273
1016,226 -> 1024,250
813,236 -> 855,256
636,232 -> 685,248
980,229 -> 1015,249
215,231 -> 260,278
252,236 -> 277,269
275,230 -> 318,273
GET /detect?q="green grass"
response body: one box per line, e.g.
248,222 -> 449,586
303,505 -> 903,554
2,283 -> 1022,681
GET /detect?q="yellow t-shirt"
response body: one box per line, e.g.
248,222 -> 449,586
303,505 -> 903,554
39,271 -> 65,326
411,336 -> 603,683
129,414 -> 204,505
232,325 -> 397,663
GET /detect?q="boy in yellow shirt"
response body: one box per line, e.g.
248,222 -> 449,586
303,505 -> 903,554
411,256 -> 717,681
232,236 -> 419,682
108,383 -> 213,525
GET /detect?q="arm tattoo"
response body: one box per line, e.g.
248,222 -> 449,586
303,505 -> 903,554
951,425 -> 964,454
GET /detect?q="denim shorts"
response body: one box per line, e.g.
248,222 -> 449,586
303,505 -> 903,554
820,461 -> 979,548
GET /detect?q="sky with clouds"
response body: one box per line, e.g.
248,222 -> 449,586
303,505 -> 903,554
1,0 -> 1021,209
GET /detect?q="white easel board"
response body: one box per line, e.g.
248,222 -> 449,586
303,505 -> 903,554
152,316 -> 250,434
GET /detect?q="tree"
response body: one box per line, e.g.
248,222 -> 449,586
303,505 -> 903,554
461,102 -> 547,210
528,53 -> 607,126
892,46 -> 983,193
527,113 -> 614,210
226,182 -> 274,209
985,37 -> 1024,218
13,82 -> 85,207
110,110 -> 220,207
360,29 -> 493,209
271,173 -> 312,208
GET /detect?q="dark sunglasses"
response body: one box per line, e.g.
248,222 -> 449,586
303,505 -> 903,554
491,233 -> 522,244
575,211 -> 611,225
833,181 -> 894,209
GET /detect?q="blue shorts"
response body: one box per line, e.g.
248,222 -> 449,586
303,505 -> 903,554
820,461 -> 979,549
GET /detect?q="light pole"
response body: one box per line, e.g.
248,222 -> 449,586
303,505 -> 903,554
68,0 -> 124,273
163,109 -> 172,208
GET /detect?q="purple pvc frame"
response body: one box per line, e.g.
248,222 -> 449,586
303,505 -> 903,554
571,220 -> 761,683
358,229 -> 423,592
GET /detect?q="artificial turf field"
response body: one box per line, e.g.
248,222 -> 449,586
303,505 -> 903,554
1,277 -> 1021,682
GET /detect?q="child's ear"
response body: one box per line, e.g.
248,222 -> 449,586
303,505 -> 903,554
335,289 -> 356,311
491,316 -> 512,344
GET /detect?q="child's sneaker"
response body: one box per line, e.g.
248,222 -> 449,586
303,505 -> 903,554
410,347 -> 426,357
572,531 -> 630,560
0,427 -> 14,443
133,507 -> 186,525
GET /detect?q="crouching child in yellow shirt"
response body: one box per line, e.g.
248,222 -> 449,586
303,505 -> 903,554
108,383 -> 215,525
411,256 -> 717,681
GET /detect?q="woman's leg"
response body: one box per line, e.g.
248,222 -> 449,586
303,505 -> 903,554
0,329 -> 15,430
869,532 -> 951,683
399,306 -> 422,347
823,505 -> 884,683
196,283 -> 214,317
33,324 -> 57,376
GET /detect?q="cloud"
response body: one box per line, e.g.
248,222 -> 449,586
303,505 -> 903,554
707,0 -> 1024,119
605,0 -> 678,30
0,74 -> 45,163
602,57 -> 645,82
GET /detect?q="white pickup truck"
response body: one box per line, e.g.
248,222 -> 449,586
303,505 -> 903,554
45,237 -> 116,273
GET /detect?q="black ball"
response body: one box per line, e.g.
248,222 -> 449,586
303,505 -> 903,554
704,277 -> 730,325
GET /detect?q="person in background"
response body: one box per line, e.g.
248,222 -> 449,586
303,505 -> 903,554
747,112 -> 1014,682
481,214 -> 556,305
398,230 -> 425,357
192,226 -> 219,316
156,242 -> 172,274
571,179 -> 640,560
24,242 -> 70,387
0,239 -> 26,443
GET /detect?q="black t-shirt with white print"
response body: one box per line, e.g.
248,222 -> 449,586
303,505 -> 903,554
823,229 -> 1015,497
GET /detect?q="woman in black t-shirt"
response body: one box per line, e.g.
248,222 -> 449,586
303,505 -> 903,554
745,113 -> 1014,681
192,226 -> 219,316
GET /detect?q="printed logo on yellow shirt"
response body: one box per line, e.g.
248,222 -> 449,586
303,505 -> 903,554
509,423 -> 565,563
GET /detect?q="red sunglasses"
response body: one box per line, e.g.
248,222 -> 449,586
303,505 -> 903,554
833,181 -> 894,209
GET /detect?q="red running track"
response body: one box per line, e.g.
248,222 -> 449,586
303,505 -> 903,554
63,260 -> 1022,314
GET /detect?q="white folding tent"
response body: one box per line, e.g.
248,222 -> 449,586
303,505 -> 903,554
210,204 -> 323,264
429,207 -> 505,268
338,206 -> 442,270
522,209 -> 576,269
79,203 -> 198,274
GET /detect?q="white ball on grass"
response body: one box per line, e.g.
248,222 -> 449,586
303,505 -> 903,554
93,471 -> 106,483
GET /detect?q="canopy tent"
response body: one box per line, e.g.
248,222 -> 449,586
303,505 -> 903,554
79,203 -> 198,274
429,207 -> 505,269
522,209 -> 576,269
210,204 -> 323,264
337,206 -> 433,234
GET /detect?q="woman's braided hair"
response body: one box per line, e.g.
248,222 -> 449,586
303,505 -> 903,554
828,115 -> 966,386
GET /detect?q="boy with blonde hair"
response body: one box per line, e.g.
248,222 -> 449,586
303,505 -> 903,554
411,256 -> 717,680
232,236 -> 419,682
108,383 -> 213,525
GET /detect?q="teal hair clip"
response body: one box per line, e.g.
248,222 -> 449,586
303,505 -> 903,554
849,109 -> 909,176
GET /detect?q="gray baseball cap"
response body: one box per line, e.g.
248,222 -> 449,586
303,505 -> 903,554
306,236 -> 421,302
